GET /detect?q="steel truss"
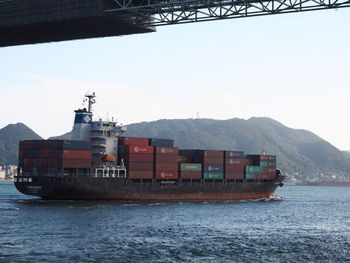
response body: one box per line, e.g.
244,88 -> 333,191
105,0 -> 350,26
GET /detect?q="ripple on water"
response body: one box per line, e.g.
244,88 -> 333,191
1,184 -> 350,263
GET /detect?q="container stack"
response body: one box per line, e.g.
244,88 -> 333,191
154,146 -> 179,179
19,136 -> 278,181
118,137 -> 154,179
179,163 -> 202,179
245,155 -> 277,180
202,150 -> 225,179
19,140 -> 91,176
224,151 -> 253,180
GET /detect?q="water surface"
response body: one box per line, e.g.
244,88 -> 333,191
1,181 -> 350,262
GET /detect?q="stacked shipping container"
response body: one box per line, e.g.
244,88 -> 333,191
19,137 -> 277,181
154,146 -> 179,179
179,163 -> 202,179
18,140 -> 91,176
245,155 -> 277,180
224,151 -> 252,180
118,137 -> 154,179
202,150 -> 224,179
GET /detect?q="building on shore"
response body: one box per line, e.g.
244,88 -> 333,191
0,165 -> 17,180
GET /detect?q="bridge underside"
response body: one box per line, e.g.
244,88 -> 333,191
0,0 -> 349,47
0,0 -> 154,47
0,15 -> 154,47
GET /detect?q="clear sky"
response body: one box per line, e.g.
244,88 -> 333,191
1,8 -> 349,150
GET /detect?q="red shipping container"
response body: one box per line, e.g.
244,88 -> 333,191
155,162 -> 179,171
202,157 -> 224,165
225,158 -> 245,165
225,173 -> 244,179
180,171 -> 202,179
178,155 -> 192,163
128,170 -> 153,179
33,159 -> 43,167
154,147 -> 179,155
241,159 -> 254,166
46,150 -> 55,158
126,145 -> 154,154
155,154 -> 179,163
246,155 -> 275,161
23,158 -> 33,167
155,170 -> 179,179
58,150 -> 92,160
119,137 -> 149,146
40,149 -> 48,158
225,165 -> 244,173
126,154 -> 154,162
260,155 -> 269,161
255,173 -> 271,180
127,162 -> 154,170
202,150 -> 224,158
263,167 -> 276,174
59,159 -> 91,168
47,159 -> 59,167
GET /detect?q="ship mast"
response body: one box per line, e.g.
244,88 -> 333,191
85,92 -> 96,112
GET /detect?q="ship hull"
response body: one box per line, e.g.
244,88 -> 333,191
14,176 -> 284,201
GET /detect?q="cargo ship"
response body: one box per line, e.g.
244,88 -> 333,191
15,93 -> 285,201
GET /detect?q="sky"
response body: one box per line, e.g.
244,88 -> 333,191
1,8 -> 349,150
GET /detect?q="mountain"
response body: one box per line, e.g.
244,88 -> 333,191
123,117 -> 350,175
0,123 -> 42,165
343,151 -> 350,159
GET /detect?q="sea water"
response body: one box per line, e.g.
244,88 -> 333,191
1,181 -> 350,262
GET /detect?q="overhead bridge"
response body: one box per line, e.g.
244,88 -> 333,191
1,0 -> 349,47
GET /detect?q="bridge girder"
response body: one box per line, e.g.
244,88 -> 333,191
105,0 -> 350,26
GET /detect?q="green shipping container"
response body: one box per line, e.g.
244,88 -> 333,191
245,173 -> 255,180
203,172 -> 224,179
259,161 -> 269,167
245,166 -> 263,173
180,163 -> 202,172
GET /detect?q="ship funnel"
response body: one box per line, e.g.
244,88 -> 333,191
72,109 -> 92,140
71,93 -> 96,141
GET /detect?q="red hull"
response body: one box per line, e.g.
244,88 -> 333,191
76,192 -> 275,201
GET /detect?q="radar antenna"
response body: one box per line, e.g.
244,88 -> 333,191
85,92 -> 96,112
